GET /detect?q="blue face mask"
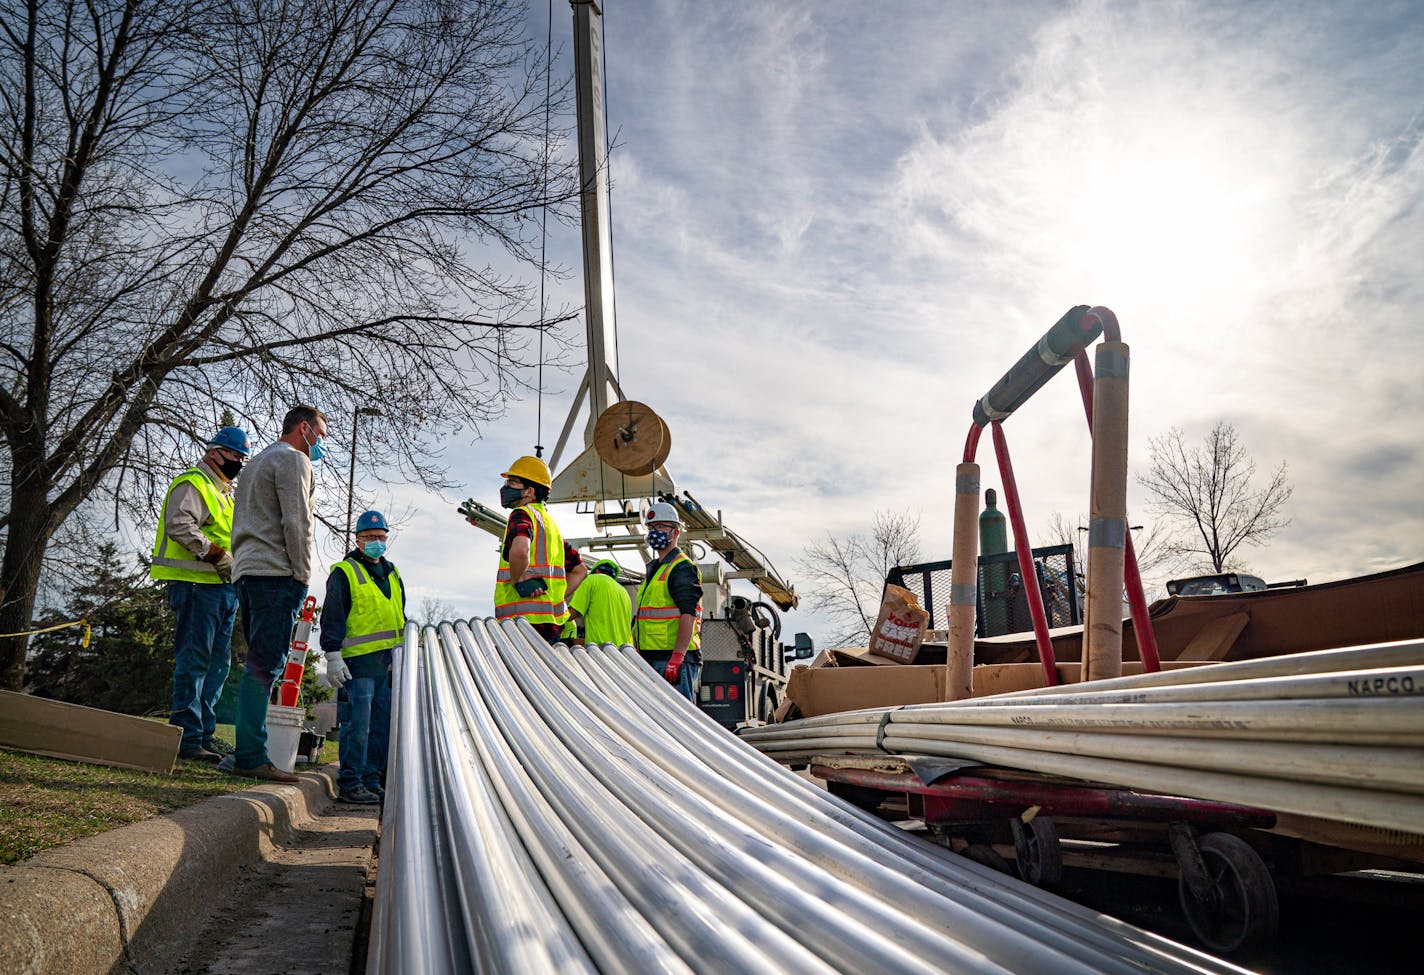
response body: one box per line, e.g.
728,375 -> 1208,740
307,434 -> 326,463
646,528 -> 672,551
362,540 -> 387,560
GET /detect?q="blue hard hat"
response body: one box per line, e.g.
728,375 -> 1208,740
208,426 -> 250,457
355,510 -> 388,533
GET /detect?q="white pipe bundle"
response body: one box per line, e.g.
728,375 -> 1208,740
368,619 -> 1252,975
742,640 -> 1424,836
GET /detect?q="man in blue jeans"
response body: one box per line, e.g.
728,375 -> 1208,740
321,510 -> 405,804
229,405 -> 327,782
150,426 -> 249,762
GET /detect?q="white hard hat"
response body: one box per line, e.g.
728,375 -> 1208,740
645,501 -> 681,526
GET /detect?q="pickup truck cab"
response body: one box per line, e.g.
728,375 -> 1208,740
1166,572 -> 1268,596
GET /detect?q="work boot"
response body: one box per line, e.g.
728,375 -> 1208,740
337,787 -> 380,805
231,761 -> 300,784
178,746 -> 223,763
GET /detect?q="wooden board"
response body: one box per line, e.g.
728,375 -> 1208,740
0,689 -> 181,773
1176,612 -> 1250,661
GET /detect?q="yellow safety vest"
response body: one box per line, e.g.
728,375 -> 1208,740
150,467 -> 232,584
635,553 -> 702,653
333,558 -> 405,657
494,503 -> 567,625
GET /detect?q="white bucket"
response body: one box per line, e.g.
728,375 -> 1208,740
266,704 -> 306,772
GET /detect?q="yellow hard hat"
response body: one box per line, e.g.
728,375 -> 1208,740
502,455 -> 552,489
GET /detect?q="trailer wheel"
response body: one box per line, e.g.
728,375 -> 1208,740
1011,816 -> 1062,889
1177,832 -> 1278,956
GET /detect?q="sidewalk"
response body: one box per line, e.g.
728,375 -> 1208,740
0,765 -> 378,975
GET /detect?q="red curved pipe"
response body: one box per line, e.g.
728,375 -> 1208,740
1083,305 -> 1121,343
990,421 -> 1059,686
963,423 -> 983,464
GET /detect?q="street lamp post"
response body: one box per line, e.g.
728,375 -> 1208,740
345,407 -> 384,550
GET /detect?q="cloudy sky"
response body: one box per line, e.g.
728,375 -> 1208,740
345,0 -> 1423,641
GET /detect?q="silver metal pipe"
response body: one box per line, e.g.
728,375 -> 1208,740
583,638 -> 1246,975
434,624 -> 685,974
365,624 -> 470,974
423,629 -> 599,974
370,621 -> 1251,975
494,627 -> 1036,974
455,620 -> 836,975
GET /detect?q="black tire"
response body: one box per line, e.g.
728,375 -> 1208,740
1178,832 -> 1279,956
1011,816 -> 1063,889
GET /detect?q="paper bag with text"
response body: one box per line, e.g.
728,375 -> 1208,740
867,584 -> 932,663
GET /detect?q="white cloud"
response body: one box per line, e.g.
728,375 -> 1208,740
393,0 -> 1424,638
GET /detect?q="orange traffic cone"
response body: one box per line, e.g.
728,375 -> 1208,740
274,596 -> 319,707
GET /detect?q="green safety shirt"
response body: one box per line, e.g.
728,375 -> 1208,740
494,502 -> 567,625
635,553 -> 701,653
150,466 -> 232,584
569,571 -> 633,648
332,558 -> 406,657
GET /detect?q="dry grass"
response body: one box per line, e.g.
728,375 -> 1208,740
0,723 -> 338,865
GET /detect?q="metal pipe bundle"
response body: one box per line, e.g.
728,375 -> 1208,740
742,640 -> 1424,835
369,619 -> 1251,974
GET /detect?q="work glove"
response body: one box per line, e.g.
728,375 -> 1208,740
663,650 -> 685,685
201,544 -> 228,564
325,651 -> 352,690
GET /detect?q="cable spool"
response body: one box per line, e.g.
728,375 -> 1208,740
593,401 -> 671,476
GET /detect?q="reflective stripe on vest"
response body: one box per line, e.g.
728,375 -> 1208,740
334,558 -> 405,657
634,553 -> 701,652
150,467 -> 233,583
493,503 -> 568,626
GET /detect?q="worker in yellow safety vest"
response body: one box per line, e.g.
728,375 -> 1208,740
150,425 -> 250,763
634,501 -> 703,701
321,510 -> 405,805
567,558 -> 633,648
484,455 -> 586,643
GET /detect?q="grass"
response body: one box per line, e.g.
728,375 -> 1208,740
0,722 -> 338,866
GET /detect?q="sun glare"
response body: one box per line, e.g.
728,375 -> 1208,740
1071,140 -> 1270,320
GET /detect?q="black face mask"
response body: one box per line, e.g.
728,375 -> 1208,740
499,485 -> 526,509
217,457 -> 243,479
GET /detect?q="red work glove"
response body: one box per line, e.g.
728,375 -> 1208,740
201,544 -> 228,564
663,651 -> 685,685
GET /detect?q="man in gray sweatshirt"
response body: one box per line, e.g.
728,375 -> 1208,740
229,405 -> 328,781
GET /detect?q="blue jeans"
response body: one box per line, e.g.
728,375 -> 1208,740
641,652 -> 702,702
235,575 -> 307,768
337,650 -> 392,794
167,581 -> 238,750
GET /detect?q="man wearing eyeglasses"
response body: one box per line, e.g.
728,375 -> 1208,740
151,425 -> 250,763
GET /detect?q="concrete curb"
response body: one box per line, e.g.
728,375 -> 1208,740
0,766 -> 338,975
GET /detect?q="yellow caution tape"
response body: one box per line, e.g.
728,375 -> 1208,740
0,618 -> 90,647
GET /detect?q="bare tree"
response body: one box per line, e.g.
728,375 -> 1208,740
1043,511 -> 1183,599
797,510 -> 921,647
1137,422 -> 1292,574
416,596 -> 459,625
0,0 -> 577,687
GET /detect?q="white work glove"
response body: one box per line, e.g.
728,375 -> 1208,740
324,650 -> 352,690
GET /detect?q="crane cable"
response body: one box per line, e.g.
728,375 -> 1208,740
534,0 -> 554,458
